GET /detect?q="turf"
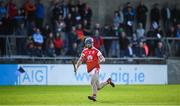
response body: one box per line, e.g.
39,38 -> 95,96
0,85 -> 180,106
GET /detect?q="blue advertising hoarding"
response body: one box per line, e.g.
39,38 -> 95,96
0,64 -> 18,85
0,64 -> 168,85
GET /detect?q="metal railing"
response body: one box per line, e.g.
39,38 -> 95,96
0,55 -> 166,64
0,35 -> 179,63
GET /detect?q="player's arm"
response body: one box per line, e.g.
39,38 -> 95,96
98,51 -> 105,63
76,53 -> 85,71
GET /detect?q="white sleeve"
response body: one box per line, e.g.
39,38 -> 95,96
81,52 -> 85,57
97,50 -> 102,56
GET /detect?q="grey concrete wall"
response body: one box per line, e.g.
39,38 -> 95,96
167,59 -> 180,84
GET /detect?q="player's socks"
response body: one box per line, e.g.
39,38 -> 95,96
93,94 -> 96,98
107,78 -> 115,87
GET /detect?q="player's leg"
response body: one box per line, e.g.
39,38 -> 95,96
96,74 -> 108,90
91,73 -> 98,96
96,70 -> 115,90
97,81 -> 108,90
97,78 -> 115,90
88,73 -> 98,101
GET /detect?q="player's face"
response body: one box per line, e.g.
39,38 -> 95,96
85,38 -> 93,49
86,43 -> 92,49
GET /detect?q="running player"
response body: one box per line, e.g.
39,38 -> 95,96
75,37 -> 115,101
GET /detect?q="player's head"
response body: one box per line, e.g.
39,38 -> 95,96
85,37 -> 93,49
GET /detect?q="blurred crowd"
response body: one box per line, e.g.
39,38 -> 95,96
0,0 -> 179,58
108,1 -> 180,58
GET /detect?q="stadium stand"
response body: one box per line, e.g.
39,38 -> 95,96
0,0 -> 179,63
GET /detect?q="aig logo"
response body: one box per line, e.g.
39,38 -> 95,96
18,66 -> 48,85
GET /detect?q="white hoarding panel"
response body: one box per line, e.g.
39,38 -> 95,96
18,64 -> 167,85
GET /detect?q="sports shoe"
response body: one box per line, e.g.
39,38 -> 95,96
107,78 -> 115,87
88,96 -> 96,102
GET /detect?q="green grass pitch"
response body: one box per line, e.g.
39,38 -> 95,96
0,85 -> 180,106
